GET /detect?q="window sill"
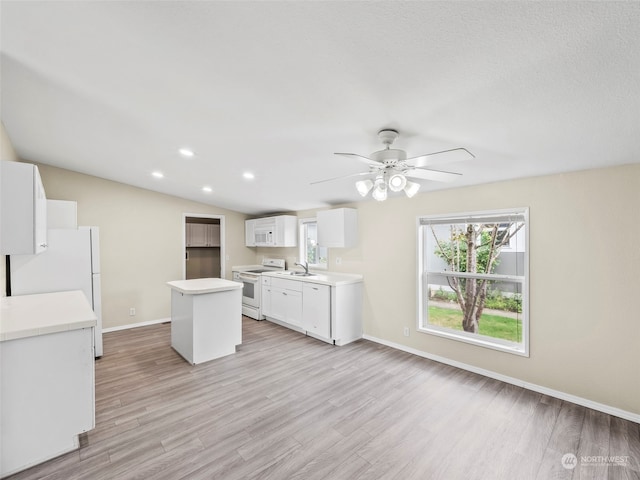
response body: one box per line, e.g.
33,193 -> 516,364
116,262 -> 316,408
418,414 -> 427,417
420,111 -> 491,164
418,325 -> 529,357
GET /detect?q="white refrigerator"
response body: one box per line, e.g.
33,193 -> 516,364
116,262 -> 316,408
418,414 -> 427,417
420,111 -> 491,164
9,227 -> 103,357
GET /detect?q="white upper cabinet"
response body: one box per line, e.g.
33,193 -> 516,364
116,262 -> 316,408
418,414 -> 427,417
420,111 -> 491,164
317,208 -> 358,248
245,219 -> 256,247
1,161 -> 48,255
47,200 -> 77,229
272,216 -> 297,247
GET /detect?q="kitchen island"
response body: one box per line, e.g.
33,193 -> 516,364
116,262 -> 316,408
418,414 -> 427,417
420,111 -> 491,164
167,278 -> 243,365
0,290 -> 96,478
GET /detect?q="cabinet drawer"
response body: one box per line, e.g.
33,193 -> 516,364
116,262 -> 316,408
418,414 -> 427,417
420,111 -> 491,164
271,277 -> 303,291
261,276 -> 271,286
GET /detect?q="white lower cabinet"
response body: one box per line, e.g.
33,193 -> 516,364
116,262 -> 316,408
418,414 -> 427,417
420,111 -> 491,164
302,283 -> 331,340
1,328 -> 95,478
266,277 -> 303,328
262,275 -> 362,345
261,278 -> 272,317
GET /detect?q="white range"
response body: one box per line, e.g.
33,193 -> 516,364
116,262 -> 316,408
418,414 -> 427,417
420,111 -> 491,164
231,258 -> 285,320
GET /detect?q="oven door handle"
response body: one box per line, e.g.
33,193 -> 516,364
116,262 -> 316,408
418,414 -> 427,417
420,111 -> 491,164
238,274 -> 259,283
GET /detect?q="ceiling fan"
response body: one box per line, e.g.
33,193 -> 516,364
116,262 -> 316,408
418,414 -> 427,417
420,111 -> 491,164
313,129 -> 475,201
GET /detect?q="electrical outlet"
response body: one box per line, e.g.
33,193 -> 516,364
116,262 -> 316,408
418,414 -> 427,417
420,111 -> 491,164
335,257 -> 342,265
129,307 -> 136,316
403,327 -> 410,337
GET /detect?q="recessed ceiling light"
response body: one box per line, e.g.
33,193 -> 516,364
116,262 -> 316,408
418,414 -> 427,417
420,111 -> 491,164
179,148 -> 194,158
152,171 -> 164,178
243,172 -> 255,180
202,186 -> 213,193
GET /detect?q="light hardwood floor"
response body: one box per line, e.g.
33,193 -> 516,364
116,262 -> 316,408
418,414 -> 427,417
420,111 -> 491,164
8,317 -> 640,480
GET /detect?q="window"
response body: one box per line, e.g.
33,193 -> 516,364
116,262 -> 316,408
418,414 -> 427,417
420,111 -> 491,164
299,218 -> 328,269
417,208 -> 529,356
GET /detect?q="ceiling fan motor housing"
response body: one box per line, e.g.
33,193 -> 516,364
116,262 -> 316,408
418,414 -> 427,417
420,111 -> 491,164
370,148 -> 407,165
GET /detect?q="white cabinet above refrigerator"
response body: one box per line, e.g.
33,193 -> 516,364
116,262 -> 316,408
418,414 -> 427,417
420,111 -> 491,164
47,200 -> 78,229
1,161 -> 48,255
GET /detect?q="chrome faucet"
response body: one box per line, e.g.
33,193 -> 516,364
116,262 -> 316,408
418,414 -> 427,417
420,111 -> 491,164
295,260 -> 309,274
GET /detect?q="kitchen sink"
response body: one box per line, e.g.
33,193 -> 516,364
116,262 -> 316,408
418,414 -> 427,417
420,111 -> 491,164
279,271 -> 316,277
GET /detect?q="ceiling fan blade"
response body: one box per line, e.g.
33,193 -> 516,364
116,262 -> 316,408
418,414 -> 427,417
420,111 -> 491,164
406,168 -> 462,183
310,171 -> 373,185
405,147 -> 475,168
334,152 -> 381,166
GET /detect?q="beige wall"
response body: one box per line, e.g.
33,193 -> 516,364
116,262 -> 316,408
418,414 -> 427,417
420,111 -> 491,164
257,164 -> 640,415
33,164 -> 255,329
1,123 -> 20,297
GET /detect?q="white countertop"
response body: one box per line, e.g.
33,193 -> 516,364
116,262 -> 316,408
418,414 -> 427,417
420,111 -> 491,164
167,278 -> 243,295
0,290 -> 97,342
262,270 -> 363,286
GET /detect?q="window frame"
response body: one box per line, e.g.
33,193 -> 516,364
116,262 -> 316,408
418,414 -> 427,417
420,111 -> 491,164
417,207 -> 529,357
299,217 -> 328,270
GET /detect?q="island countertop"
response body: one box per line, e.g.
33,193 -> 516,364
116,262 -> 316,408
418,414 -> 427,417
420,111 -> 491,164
167,278 -> 243,295
0,290 -> 97,342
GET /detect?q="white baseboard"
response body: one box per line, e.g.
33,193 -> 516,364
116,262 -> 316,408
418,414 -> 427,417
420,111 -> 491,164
102,317 -> 171,333
363,334 -> 640,424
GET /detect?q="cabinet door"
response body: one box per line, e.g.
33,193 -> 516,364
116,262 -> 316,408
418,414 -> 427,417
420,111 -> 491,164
1,162 -> 48,255
245,219 -> 256,247
285,289 -> 303,327
34,167 -> 48,253
317,208 -> 357,248
207,224 -> 221,247
189,224 -> 207,246
273,216 -> 297,247
270,287 -> 287,322
0,327 -> 94,477
302,283 -> 331,338
261,285 -> 272,316
269,283 -> 302,327
186,223 -> 193,247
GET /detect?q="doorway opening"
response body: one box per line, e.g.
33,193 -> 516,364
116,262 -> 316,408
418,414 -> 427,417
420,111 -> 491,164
183,214 -> 225,280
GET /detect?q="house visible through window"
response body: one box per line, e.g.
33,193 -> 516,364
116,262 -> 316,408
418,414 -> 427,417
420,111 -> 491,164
299,218 -> 328,269
417,208 -> 529,356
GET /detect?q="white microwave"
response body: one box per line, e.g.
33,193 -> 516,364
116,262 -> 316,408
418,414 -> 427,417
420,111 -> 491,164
254,227 -> 274,246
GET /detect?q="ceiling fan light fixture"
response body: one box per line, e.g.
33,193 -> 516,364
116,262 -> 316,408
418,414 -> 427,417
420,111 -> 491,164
388,173 -> 407,192
372,180 -> 388,202
404,181 -> 420,198
355,179 -> 374,196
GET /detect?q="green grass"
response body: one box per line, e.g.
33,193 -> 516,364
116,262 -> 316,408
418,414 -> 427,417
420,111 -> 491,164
427,306 -> 522,343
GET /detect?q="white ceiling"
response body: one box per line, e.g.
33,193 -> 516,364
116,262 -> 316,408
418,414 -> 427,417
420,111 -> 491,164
1,1 -> 639,215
